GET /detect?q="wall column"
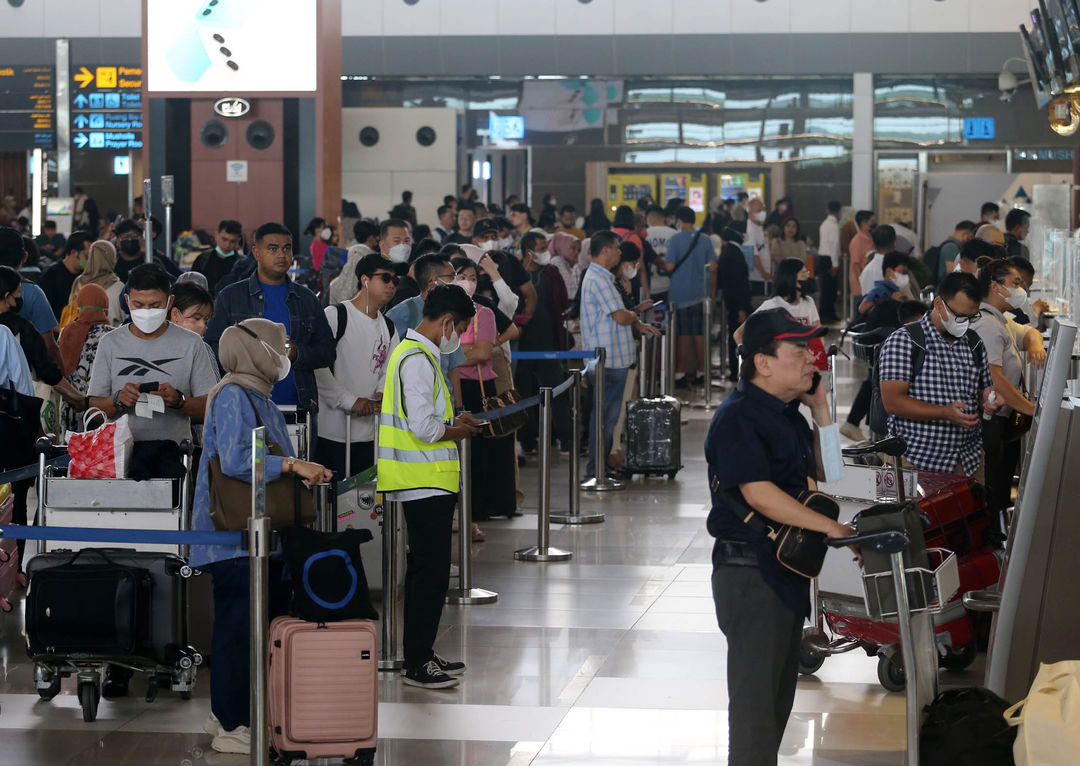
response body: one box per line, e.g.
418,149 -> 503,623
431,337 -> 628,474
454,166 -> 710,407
315,0 -> 342,221
852,72 -> 874,210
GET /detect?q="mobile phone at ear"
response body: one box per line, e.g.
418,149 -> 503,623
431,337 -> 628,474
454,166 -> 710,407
807,372 -> 821,395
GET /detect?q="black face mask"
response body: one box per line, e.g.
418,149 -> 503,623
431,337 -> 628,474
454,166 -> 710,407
12,297 -> 22,313
119,239 -> 141,257
798,280 -> 814,295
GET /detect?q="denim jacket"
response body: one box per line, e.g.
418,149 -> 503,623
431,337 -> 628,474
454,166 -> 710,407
206,273 -> 336,409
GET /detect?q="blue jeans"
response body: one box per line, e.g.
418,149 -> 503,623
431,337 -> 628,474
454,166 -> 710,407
586,366 -> 630,476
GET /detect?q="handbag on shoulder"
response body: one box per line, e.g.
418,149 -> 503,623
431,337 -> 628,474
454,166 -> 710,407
471,316 -> 528,438
208,386 -> 316,532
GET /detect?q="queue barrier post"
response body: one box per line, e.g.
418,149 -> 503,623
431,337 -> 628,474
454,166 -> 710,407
248,426 -> 270,766
717,292 -> 729,386
662,302 -> 678,397
446,437 -> 498,604
379,498 -> 405,672
516,387 -> 572,562
142,178 -> 154,265
693,272 -> 716,409
580,347 -> 624,492
161,174 -> 175,264
552,370 -> 604,525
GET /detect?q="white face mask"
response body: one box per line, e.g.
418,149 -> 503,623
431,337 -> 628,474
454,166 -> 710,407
387,243 -> 410,263
320,227 -> 333,241
1003,284 -> 1028,309
130,307 -> 168,334
261,340 -> 291,381
752,210 -> 766,224
479,239 -> 498,253
532,250 -> 551,266
456,278 -> 477,298
622,263 -> 638,279
498,236 -> 513,249
938,302 -> 968,339
439,320 -> 461,355
893,271 -> 910,289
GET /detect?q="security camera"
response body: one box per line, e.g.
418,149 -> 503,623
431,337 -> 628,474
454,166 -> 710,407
999,70 -> 1019,102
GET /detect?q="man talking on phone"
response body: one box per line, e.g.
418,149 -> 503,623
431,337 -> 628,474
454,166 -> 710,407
705,308 -> 853,765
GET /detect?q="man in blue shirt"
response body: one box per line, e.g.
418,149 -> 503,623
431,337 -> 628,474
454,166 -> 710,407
657,206 -> 717,387
0,226 -> 61,366
207,222 -> 335,411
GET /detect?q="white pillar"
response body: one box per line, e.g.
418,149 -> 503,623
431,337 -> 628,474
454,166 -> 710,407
852,72 -> 874,210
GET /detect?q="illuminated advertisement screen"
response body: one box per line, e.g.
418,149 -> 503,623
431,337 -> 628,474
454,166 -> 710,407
147,0 -> 317,93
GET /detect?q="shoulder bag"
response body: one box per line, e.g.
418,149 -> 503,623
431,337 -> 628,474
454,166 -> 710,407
1002,376 -> 1033,442
208,386 -> 316,532
471,316 -> 528,438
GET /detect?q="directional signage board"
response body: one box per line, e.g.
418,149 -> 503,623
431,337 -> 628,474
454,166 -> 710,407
70,65 -> 143,151
0,66 -> 55,150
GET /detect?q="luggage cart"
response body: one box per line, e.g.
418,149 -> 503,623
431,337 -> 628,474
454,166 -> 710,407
28,438 -> 203,721
824,525 -> 951,766
278,403 -> 314,461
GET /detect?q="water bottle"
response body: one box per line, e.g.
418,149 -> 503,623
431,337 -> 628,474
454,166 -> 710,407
982,391 -> 996,421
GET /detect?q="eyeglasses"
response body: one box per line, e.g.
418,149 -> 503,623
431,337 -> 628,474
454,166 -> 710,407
942,301 -> 981,324
371,273 -> 400,286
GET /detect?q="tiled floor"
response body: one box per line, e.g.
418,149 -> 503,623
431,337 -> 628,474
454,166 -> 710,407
0,330 -> 985,764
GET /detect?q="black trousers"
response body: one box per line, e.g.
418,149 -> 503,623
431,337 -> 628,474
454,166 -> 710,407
848,377 -> 872,429
981,415 -> 1021,532
314,437 -> 374,482
712,565 -> 803,766
402,493 -> 457,669
514,359 -> 572,448
816,255 -> 839,319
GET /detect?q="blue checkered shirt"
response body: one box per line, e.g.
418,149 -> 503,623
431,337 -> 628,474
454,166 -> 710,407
581,263 -> 636,369
877,314 -> 991,475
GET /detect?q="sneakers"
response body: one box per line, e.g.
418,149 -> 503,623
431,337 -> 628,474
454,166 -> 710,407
839,422 -> 867,442
211,725 -> 251,755
203,713 -> 223,737
432,652 -> 466,676
402,660 -> 459,689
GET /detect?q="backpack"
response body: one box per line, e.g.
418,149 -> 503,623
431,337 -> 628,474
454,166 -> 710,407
868,322 -> 984,437
920,687 -> 1017,766
922,244 -> 943,282
330,302 -> 395,374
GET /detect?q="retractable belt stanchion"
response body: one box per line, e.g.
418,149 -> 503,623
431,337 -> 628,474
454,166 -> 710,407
662,303 -> 678,398
552,370 -> 604,524
379,498 -> 404,671
693,271 -> 716,409
161,175 -> 174,264
248,426 -> 270,766
840,252 -> 850,323
716,292 -> 728,386
446,437 -> 498,603
826,344 -> 839,426
516,387 -> 572,561
580,347 -> 624,492
142,178 -> 153,265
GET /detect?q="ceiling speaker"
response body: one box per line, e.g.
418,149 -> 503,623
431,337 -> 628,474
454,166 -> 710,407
416,126 -> 436,146
200,120 -> 228,148
246,120 -> 275,150
359,126 -> 379,147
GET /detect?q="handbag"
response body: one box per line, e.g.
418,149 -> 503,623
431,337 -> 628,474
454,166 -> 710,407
66,408 -> 134,479
279,525 -> 379,622
920,687 -> 1017,766
0,380 -> 43,454
208,386 -> 316,532
1005,661 -> 1080,765
1002,378 -> 1033,442
472,316 -> 528,438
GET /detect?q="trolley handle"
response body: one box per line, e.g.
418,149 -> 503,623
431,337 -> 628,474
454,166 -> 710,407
825,527 -> 909,554
35,437 -> 68,458
841,436 -> 906,458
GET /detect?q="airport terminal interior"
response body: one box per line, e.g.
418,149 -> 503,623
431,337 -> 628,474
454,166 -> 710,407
0,0 -> 1079,764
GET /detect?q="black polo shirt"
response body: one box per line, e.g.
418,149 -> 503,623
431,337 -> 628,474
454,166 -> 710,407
705,380 -> 815,615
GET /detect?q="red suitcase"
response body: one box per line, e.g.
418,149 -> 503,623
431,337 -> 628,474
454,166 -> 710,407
268,617 -> 378,765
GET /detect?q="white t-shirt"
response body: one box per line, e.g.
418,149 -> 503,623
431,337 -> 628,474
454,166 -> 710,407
859,252 -> 885,296
746,221 -> 771,281
646,225 -> 677,293
315,301 -> 398,443
755,295 -> 820,326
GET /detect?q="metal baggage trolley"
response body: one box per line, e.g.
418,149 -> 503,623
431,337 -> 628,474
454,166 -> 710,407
28,438 -> 203,721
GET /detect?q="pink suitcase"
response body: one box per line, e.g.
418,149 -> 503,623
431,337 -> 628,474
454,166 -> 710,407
268,617 -> 378,765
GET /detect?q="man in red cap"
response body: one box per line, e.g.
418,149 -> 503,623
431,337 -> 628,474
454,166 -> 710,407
705,308 -> 853,766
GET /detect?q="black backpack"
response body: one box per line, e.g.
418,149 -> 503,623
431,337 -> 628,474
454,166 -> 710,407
868,322 -> 984,437
920,687 -> 1017,766
922,244 -> 943,282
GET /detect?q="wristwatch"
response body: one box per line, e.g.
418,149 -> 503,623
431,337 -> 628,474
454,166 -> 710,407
287,456 -> 296,471
172,391 -> 187,410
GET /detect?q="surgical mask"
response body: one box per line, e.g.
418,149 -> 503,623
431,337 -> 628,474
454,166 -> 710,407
439,320 -> 461,355
215,246 -> 235,258
320,227 -> 333,241
893,272 -> 910,289
387,243 -> 411,264
119,239 -> 141,257
1004,284 -> 1028,309
456,278 -> 477,298
752,211 -> 766,224
622,263 -> 638,279
261,341 -> 291,382
938,303 -> 967,339
130,307 -> 168,334
532,250 -> 551,266
479,240 -> 498,253
498,236 -> 513,249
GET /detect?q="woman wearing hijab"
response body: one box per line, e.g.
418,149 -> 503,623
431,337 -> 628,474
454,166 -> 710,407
57,283 -> 113,433
189,318 -> 333,755
67,240 -> 125,327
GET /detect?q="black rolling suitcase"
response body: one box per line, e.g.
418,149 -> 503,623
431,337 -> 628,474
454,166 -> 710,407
624,395 -> 682,479
26,548 -> 194,667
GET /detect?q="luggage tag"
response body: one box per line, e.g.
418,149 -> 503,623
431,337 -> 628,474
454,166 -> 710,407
817,423 -> 844,484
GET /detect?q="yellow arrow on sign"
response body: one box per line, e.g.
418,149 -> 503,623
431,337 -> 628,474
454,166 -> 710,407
75,67 -> 94,88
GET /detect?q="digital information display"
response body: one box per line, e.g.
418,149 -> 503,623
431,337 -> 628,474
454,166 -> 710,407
0,66 -> 55,151
489,114 -> 525,141
147,0 -> 317,93
71,65 -> 143,150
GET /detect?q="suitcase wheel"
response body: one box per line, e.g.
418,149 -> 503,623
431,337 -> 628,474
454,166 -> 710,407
938,642 -> 977,671
78,679 -> 100,722
876,654 -> 906,693
36,674 -> 61,701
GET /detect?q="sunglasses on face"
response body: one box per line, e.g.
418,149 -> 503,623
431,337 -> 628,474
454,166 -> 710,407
370,272 -> 400,286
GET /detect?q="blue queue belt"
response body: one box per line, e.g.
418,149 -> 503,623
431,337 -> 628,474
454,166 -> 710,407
0,524 -> 243,547
0,455 -> 70,485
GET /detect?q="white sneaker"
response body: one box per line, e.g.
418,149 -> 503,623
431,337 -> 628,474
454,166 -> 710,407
211,725 -> 251,755
203,713 -> 223,737
839,422 -> 867,442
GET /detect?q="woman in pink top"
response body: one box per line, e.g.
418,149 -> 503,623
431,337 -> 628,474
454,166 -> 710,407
453,260 -> 517,524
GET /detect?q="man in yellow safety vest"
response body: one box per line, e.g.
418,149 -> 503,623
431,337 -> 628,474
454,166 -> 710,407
377,284 -> 484,689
